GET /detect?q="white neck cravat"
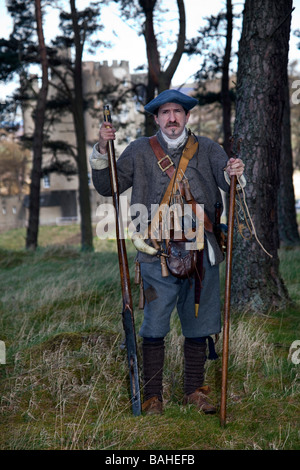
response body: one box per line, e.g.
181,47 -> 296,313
161,128 -> 188,149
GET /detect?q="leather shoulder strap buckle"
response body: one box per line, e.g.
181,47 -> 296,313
157,154 -> 174,172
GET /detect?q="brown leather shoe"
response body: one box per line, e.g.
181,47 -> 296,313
142,396 -> 163,415
183,386 -> 216,414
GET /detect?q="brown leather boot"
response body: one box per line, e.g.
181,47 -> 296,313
183,386 -> 216,414
142,396 -> 163,415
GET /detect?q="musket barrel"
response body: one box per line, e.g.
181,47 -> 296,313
103,105 -> 141,416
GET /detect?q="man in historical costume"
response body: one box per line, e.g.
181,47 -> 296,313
90,90 -> 245,415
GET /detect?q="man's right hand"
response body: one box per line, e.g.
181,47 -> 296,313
98,121 -> 116,154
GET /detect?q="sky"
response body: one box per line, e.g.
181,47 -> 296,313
0,0 -> 299,101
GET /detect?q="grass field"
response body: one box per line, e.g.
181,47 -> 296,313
0,225 -> 299,450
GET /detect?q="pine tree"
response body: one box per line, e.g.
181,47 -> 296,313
49,0 -> 103,251
231,0 -> 293,311
116,0 -> 186,136
26,0 -> 49,250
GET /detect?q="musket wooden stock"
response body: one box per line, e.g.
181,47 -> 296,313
104,105 -> 141,416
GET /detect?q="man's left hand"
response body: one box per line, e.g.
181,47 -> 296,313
225,158 -> 245,178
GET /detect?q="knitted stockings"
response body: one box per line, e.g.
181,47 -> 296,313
142,337 -> 207,402
184,337 -> 207,396
142,337 -> 165,402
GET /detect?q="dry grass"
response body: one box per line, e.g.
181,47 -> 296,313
0,228 -> 299,450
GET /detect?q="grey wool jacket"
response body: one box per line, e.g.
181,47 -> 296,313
90,129 -> 231,266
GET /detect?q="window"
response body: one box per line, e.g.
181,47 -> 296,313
43,174 -> 50,188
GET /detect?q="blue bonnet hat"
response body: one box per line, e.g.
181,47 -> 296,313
144,89 -> 198,115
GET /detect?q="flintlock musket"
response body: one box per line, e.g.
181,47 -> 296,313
104,105 -> 141,416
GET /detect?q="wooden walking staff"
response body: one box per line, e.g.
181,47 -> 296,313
104,105 -> 141,416
220,137 -> 241,428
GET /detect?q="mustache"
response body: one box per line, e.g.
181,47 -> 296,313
166,122 -> 179,127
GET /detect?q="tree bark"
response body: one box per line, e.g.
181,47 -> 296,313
221,0 -> 233,156
141,0 -> 160,136
231,0 -> 293,312
70,0 -> 93,251
26,0 -> 48,250
278,77 -> 300,245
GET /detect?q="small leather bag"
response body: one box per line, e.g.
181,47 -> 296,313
166,240 -> 197,279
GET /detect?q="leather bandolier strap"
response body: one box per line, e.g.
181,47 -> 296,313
149,133 -> 210,318
149,134 -> 213,234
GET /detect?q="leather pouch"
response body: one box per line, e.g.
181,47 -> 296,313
166,240 -> 197,279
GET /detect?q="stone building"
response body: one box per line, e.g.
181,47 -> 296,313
0,59 -> 203,233
0,59 -> 144,232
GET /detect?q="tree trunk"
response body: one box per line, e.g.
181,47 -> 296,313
26,0 -> 48,250
221,0 -> 233,156
141,0 -> 186,136
278,77 -> 300,245
70,0 -> 93,251
145,75 -> 158,137
231,0 -> 292,312
158,0 -> 186,93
